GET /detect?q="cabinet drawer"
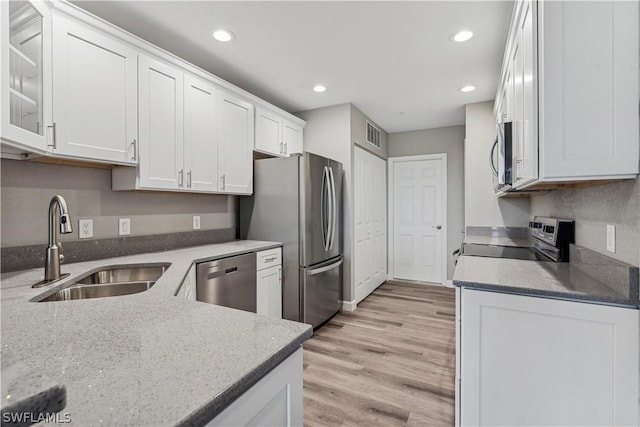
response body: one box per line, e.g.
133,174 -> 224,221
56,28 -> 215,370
256,248 -> 282,270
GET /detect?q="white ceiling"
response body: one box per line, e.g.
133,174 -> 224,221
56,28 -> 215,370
73,1 -> 513,134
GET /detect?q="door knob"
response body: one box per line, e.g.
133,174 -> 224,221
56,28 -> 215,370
433,225 -> 442,230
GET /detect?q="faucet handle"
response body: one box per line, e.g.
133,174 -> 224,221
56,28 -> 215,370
57,242 -> 64,264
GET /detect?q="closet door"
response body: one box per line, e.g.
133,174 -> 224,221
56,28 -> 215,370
354,146 -> 387,303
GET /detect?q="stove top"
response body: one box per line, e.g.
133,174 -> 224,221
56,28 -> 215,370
460,217 -> 575,263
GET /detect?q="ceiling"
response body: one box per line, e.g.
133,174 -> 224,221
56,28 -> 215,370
73,1 -> 513,134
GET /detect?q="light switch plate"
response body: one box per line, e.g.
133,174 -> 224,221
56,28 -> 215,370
79,219 -> 93,239
193,215 -> 201,230
119,218 -> 131,236
606,224 -> 616,253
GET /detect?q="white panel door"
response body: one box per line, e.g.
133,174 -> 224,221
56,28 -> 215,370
52,14 -> 137,164
218,90 -> 253,194
256,265 -> 282,319
282,120 -> 303,156
460,289 -> 639,426
354,147 -> 387,303
392,159 -> 443,283
255,107 -> 281,156
138,55 -> 183,190
184,74 -> 218,192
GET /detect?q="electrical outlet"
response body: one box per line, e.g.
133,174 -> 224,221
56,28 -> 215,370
193,215 -> 201,230
79,219 -> 93,239
606,224 -> 616,253
119,218 -> 131,236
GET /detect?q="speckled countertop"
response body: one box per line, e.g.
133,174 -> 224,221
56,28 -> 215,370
453,255 -> 639,308
1,240 -> 312,426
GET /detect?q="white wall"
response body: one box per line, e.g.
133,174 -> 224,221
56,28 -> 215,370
296,104 -> 354,302
0,159 -> 235,247
464,101 -> 530,228
388,125 -> 465,280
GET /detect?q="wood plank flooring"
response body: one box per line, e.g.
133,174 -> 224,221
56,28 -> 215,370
303,280 -> 456,427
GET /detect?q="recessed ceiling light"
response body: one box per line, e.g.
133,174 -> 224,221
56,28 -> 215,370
459,85 -> 476,92
213,29 -> 235,42
451,30 -> 474,42
313,85 -> 327,93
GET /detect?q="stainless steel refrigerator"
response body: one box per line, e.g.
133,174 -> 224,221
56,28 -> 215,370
239,152 -> 343,328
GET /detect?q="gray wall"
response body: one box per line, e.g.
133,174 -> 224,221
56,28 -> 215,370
530,172 -> 640,267
296,104 -> 354,302
0,159 -> 235,247
388,125 -> 465,281
350,104 -> 388,159
465,101 -> 530,227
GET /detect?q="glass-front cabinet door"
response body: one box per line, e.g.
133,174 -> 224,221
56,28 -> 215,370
1,0 -> 51,153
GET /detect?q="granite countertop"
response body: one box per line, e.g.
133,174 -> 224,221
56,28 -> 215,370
453,254 -> 639,308
1,351 -> 66,426
1,240 -> 312,426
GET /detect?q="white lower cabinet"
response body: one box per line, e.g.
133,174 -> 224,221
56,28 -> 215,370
256,248 -> 282,319
458,288 -> 639,426
206,348 -> 303,427
176,264 -> 196,301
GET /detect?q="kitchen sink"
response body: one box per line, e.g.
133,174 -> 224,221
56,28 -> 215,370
35,263 -> 171,302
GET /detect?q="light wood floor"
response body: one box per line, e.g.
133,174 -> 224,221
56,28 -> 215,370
303,280 -> 456,427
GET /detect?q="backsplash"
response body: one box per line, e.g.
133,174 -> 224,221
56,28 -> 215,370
530,177 -> 640,267
0,159 -> 236,248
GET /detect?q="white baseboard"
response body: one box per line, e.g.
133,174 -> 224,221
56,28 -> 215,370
341,299 -> 357,312
444,280 -> 454,288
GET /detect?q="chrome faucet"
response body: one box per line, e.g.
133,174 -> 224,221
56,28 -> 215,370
33,195 -> 73,287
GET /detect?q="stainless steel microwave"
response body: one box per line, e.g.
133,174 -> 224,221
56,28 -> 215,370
490,122 -> 512,191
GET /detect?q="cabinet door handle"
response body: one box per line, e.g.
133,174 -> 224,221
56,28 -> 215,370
221,174 -> 226,190
279,142 -> 283,154
187,170 -> 192,188
284,142 -> 287,155
47,123 -> 57,149
179,169 -> 184,187
264,256 -> 277,262
131,139 -> 137,161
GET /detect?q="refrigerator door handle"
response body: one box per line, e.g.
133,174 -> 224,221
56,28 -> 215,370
327,166 -> 337,250
306,257 -> 343,276
321,166 -> 331,251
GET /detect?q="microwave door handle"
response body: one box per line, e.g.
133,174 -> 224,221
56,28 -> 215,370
489,138 -> 499,177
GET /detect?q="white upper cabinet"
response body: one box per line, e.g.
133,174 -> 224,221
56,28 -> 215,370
51,13 -> 137,164
254,107 -> 304,157
218,90 -> 254,194
1,0 -> 52,154
255,107 -> 282,156
282,119 -> 303,156
184,74 -> 219,192
495,0 -> 639,190
538,0 -> 638,181
137,55 -> 184,190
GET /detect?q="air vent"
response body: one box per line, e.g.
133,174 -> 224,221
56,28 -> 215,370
366,121 -> 381,148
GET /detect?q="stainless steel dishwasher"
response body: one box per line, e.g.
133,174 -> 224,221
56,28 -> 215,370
196,253 -> 257,312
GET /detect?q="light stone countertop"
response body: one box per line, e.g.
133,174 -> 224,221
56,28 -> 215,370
453,255 -> 639,308
1,240 -> 312,426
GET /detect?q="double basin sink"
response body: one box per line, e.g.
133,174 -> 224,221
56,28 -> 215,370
35,263 -> 171,302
